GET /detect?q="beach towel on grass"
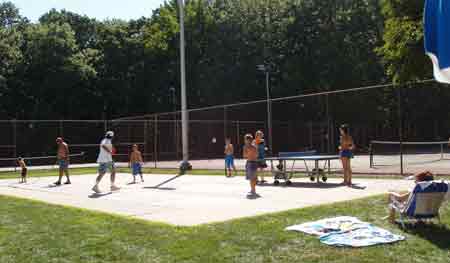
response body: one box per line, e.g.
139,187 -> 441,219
286,216 -> 405,247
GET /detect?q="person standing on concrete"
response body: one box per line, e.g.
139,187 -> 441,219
92,131 -> 120,193
54,137 -> 71,185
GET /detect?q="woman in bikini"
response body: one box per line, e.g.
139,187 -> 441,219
339,124 -> 354,186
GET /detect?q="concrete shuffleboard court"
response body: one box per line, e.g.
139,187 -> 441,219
0,174 -> 414,226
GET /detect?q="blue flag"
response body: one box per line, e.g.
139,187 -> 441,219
424,0 -> 450,83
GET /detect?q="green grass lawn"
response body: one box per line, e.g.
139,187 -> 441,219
0,194 -> 449,263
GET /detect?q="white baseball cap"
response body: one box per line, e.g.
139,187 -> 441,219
105,131 -> 114,137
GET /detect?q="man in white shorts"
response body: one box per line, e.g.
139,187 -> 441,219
92,131 -> 120,193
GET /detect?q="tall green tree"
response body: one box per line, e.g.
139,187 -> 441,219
377,0 -> 430,82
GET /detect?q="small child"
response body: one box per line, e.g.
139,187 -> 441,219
17,157 -> 27,183
224,138 -> 237,177
129,144 -> 144,183
254,130 -> 268,183
243,134 -> 259,198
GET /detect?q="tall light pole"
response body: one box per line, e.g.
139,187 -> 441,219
257,64 -> 273,156
178,0 -> 190,171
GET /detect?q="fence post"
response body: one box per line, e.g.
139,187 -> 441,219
154,115 -> 158,169
59,120 -> 63,137
398,84 -> 404,176
13,120 -> 17,171
224,106 -> 227,140
143,120 -> 147,163
236,120 -> 240,156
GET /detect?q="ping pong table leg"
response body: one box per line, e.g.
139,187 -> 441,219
328,160 -> 331,177
315,160 -> 320,183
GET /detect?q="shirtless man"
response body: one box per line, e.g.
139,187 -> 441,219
55,137 -> 71,185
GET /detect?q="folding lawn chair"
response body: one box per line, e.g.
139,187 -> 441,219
390,181 -> 449,228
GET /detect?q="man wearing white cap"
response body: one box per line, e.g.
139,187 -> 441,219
92,131 -> 120,193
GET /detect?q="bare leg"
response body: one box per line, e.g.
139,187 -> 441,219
347,159 -> 352,186
64,169 -> 71,184
110,169 -> 116,185
340,158 -> 347,184
55,168 -> 63,184
251,178 -> 257,193
95,172 -> 106,185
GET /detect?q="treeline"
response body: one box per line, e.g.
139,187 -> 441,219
0,0 -> 432,120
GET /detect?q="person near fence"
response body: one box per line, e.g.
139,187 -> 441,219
244,134 -> 259,198
254,130 -> 268,184
129,144 -> 144,184
17,157 -> 27,183
54,137 -> 71,185
339,124 -> 354,186
92,131 -> 120,193
224,138 -> 237,177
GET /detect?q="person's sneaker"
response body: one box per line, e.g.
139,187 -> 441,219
54,181 -> 61,186
141,178 -> 144,183
64,181 -> 71,185
92,185 -> 101,193
110,185 -> 121,191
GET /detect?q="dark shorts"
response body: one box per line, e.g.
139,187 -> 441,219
246,161 -> 258,180
257,160 -> 268,169
58,159 -> 69,170
21,168 -> 27,177
340,149 -> 353,159
132,163 -> 142,175
225,155 -> 234,169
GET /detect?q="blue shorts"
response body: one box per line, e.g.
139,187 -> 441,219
99,162 -> 115,174
225,155 -> 234,169
58,159 -> 69,170
245,161 -> 258,180
132,163 -> 142,175
340,149 -> 353,159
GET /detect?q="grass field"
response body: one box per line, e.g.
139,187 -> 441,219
0,194 -> 449,263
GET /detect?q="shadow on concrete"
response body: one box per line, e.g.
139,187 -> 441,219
43,184 -> 62,188
88,192 -> 113,198
143,186 -> 176,191
259,182 -> 344,189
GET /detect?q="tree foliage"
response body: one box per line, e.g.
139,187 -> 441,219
0,0 -> 387,119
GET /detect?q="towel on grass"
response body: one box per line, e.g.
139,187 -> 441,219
286,216 -> 405,247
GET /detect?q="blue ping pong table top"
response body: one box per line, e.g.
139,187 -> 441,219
265,155 -> 340,161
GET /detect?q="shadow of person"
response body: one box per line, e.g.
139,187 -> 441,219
88,192 -> 113,198
143,186 -> 176,191
403,222 -> 450,249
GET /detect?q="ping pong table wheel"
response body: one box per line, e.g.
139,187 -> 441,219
310,176 -> 315,182
286,180 -> 292,185
274,180 -> 280,185
322,176 -> 327,182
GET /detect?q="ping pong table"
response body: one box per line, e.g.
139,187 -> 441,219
265,151 -> 341,185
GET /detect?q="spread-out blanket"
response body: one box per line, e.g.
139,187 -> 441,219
286,216 -> 405,247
